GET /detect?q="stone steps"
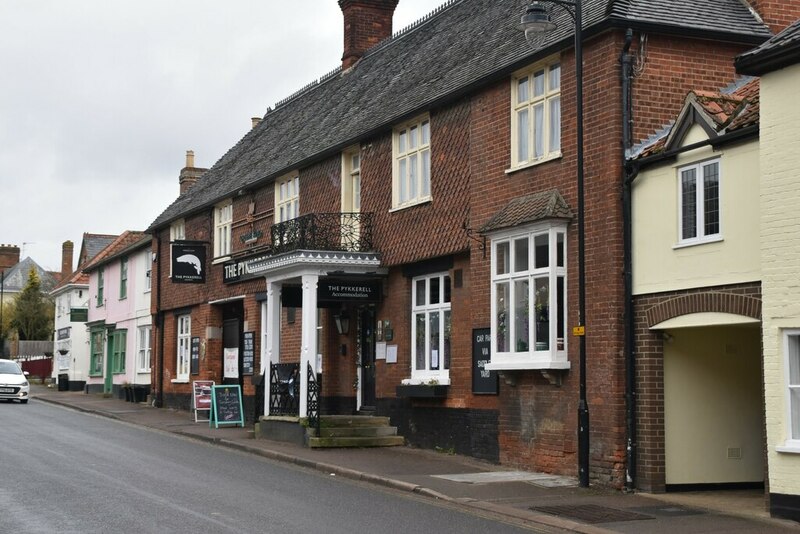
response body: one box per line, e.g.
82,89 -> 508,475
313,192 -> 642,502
306,415 -> 403,448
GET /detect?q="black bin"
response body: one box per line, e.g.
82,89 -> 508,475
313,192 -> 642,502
58,374 -> 69,391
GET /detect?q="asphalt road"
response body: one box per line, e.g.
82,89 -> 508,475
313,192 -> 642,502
0,400 -> 547,533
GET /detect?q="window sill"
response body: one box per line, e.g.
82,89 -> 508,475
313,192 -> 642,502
396,384 -> 449,398
171,378 -> 190,384
776,443 -> 800,454
505,152 -> 562,175
389,197 -> 432,213
485,359 -> 570,371
673,235 -> 723,249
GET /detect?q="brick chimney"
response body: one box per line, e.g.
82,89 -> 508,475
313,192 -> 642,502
747,0 -> 800,34
61,240 -> 74,279
179,150 -> 208,195
0,244 -> 20,273
339,0 -> 399,69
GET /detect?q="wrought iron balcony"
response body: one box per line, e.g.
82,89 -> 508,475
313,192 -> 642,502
270,212 -> 374,255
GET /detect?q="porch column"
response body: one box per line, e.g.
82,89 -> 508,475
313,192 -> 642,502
263,280 -> 282,416
299,273 -> 319,418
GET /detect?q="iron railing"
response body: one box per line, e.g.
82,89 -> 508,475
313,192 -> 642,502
269,363 -> 300,416
270,212 -> 374,255
307,362 -> 321,435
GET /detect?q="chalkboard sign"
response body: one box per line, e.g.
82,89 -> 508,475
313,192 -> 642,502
242,332 -> 255,376
190,337 -> 200,375
472,328 -> 498,395
210,385 -> 244,428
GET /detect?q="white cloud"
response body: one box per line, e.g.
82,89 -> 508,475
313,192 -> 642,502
0,0 -> 438,271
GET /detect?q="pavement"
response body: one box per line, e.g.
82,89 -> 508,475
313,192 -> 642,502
29,385 -> 800,533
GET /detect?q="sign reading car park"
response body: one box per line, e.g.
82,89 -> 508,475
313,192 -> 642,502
171,242 -> 206,283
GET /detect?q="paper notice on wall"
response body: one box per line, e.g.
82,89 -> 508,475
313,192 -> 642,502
431,349 -> 439,369
224,348 -> 239,378
386,345 -> 398,364
376,342 -> 387,360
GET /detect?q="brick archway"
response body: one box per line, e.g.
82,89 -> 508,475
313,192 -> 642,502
645,291 -> 761,328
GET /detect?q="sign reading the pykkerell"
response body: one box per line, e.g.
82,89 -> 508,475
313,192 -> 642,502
171,243 -> 206,283
318,280 -> 381,303
223,253 -> 272,284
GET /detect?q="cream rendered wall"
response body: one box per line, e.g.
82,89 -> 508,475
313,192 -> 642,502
633,124 -> 760,295
759,63 -> 800,496
664,325 -> 763,484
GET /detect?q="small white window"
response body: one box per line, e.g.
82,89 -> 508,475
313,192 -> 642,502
511,62 -> 561,168
678,159 -> 721,245
393,115 -> 431,209
170,219 -> 186,241
214,201 -> 233,258
409,272 -> 451,383
176,315 -> 191,381
138,325 -> 152,372
275,174 -> 300,223
783,331 -> 800,449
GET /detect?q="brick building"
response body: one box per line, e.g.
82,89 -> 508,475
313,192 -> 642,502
147,0 -> 793,488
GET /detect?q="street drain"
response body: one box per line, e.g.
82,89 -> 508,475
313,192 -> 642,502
530,504 -> 654,524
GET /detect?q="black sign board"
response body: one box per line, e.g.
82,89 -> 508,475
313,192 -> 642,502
318,280 -> 381,303
57,327 -> 71,340
210,385 -> 244,428
190,337 -> 200,375
171,242 -> 207,283
223,252 -> 272,284
242,332 -> 255,375
472,328 -> 498,395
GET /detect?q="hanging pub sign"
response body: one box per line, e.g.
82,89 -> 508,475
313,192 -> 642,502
171,242 -> 206,283
318,280 -> 381,303
472,328 -> 498,395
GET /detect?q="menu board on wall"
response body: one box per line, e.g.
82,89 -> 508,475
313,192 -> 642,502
472,328 -> 498,395
190,337 -> 200,375
242,332 -> 255,375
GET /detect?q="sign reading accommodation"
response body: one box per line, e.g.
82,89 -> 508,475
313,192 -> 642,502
242,332 -> 255,375
472,328 -> 498,395
171,242 -> 206,283
318,280 -> 381,303
210,385 -> 244,428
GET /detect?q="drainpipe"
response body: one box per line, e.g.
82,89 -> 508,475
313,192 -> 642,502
155,234 -> 165,408
620,28 -> 637,493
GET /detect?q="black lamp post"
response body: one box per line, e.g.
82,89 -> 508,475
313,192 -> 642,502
519,0 -> 589,488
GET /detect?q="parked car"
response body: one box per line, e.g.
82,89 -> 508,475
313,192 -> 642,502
0,359 -> 30,404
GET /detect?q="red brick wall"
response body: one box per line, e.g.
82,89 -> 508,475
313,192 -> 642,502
634,282 -> 761,492
340,0 -> 398,69
747,0 -> 800,33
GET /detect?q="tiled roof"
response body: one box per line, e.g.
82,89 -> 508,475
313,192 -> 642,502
632,77 -> 760,159
480,189 -> 573,234
79,233 -> 118,266
149,0 -> 770,231
736,17 -> 800,75
0,257 -> 58,294
81,231 -> 150,273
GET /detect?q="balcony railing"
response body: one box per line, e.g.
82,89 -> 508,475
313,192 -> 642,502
270,212 -> 374,255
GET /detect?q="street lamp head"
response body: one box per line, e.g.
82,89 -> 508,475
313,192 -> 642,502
518,2 -> 558,40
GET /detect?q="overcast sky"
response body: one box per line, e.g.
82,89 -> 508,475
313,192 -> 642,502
0,0 -> 439,273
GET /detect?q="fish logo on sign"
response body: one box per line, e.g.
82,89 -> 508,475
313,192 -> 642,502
177,254 -> 202,275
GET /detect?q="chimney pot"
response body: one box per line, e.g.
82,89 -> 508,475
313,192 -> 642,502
179,150 -> 208,195
186,150 -> 195,168
251,117 -> 262,129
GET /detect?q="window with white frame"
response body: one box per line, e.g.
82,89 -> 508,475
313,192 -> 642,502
176,315 -> 191,381
170,219 -> 186,241
214,201 -> 233,258
409,273 -> 451,383
119,256 -> 128,300
511,62 -> 561,168
679,159 -> 720,244
393,115 -> 431,209
275,174 -> 299,223
783,331 -> 800,447
138,325 -> 152,372
488,223 -> 568,370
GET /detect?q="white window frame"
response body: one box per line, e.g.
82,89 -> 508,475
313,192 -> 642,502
176,314 -> 191,382
213,200 -> 233,259
486,222 -> 569,370
405,272 -> 451,384
392,114 -> 431,209
677,158 -> 722,246
275,174 -> 300,223
137,325 -> 152,372
510,60 -> 561,170
778,330 -> 800,453
170,219 -> 186,241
